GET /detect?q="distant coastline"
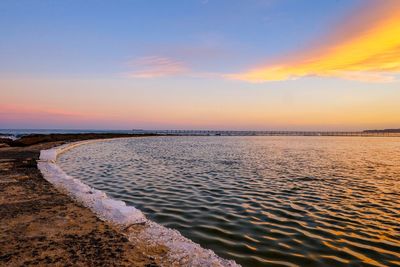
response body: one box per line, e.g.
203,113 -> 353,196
2,128 -> 400,141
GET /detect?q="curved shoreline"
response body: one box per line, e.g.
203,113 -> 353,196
38,138 -> 240,267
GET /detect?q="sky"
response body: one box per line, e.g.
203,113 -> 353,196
1,0 -> 399,131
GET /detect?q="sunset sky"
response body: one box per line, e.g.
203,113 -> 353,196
1,0 -> 399,130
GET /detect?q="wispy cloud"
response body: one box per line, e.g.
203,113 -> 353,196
126,56 -> 189,78
124,55 -> 227,80
0,104 -> 83,118
0,104 -> 129,129
228,0 -> 400,83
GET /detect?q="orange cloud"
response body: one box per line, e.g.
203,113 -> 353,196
229,0 -> 400,83
126,56 -> 188,78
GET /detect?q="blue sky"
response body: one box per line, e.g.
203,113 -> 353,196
1,0 -> 399,130
0,0 -> 361,76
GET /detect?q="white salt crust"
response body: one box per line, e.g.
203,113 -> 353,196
38,139 -> 240,267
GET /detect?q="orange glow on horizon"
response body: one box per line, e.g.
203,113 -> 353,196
229,1 -> 400,83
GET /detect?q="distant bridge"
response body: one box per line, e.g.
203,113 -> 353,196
131,130 -> 400,137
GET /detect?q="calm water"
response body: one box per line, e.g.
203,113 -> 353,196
58,136 -> 400,267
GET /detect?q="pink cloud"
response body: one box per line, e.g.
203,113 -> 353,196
0,104 -> 83,118
126,56 -> 189,78
0,104 -> 101,128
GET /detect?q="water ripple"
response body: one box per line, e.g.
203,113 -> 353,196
58,136 -> 400,267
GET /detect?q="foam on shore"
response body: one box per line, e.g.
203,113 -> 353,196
38,139 -> 240,267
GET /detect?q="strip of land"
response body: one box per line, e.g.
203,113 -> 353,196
0,134 -> 167,266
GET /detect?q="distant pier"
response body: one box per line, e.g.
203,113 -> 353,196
131,130 -> 400,137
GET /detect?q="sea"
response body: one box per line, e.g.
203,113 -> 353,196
57,136 -> 400,267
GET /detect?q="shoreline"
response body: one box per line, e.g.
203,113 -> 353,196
0,138 -> 166,266
0,134 -> 239,266
40,138 -> 239,266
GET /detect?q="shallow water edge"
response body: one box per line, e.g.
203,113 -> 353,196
37,138 -> 239,267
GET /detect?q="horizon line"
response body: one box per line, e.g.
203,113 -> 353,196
1,128 -> 399,133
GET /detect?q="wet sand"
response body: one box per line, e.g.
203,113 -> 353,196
0,135 -> 168,266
